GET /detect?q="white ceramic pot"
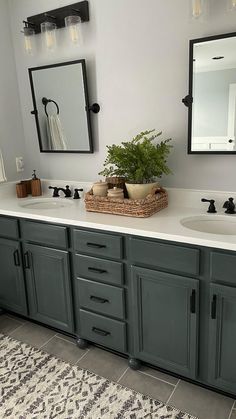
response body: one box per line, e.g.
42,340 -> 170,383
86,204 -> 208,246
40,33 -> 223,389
125,182 -> 159,200
92,181 -> 108,197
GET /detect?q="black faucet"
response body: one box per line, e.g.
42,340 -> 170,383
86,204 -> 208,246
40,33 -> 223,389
201,198 -> 217,213
48,186 -> 60,197
73,188 -> 83,199
223,197 -> 236,214
57,185 -> 72,198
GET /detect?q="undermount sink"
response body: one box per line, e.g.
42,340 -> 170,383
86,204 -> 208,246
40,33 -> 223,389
181,215 -> 236,235
19,198 -> 74,210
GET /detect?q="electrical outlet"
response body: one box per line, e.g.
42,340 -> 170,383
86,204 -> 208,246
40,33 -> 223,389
16,157 -> 24,173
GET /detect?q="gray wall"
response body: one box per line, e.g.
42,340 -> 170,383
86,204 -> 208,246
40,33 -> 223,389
193,69 -> 236,137
0,1 -> 28,181
7,0 -> 236,191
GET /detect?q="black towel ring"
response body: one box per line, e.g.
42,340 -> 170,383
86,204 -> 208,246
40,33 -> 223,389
42,97 -> 59,117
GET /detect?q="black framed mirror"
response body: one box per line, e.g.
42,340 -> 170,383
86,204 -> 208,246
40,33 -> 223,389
29,59 -> 99,153
184,32 -> 236,154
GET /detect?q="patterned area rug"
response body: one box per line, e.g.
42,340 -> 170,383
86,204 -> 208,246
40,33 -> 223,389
0,334 -> 198,418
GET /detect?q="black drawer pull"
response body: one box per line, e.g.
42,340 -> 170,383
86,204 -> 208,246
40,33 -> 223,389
90,295 -> 109,304
190,289 -> 196,314
211,294 -> 217,319
92,327 -> 110,337
88,267 -> 107,274
24,252 -> 30,269
87,242 -> 106,249
13,249 -> 20,267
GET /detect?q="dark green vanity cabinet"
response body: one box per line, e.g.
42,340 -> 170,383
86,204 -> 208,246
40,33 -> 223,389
23,243 -> 73,333
20,220 -> 74,333
0,217 -> 27,315
205,248 -> 236,395
0,217 -> 74,333
0,237 -> 27,315
2,214 -> 236,395
208,283 -> 236,394
72,228 -> 127,353
131,267 -> 199,378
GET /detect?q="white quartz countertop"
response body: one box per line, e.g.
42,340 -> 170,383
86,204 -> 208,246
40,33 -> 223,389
1,182 -> 236,252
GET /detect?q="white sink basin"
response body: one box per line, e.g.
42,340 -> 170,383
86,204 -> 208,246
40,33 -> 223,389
181,215 -> 236,235
19,198 -> 74,210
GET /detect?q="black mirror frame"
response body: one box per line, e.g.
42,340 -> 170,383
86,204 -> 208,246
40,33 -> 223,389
185,31 -> 236,155
28,59 -> 98,154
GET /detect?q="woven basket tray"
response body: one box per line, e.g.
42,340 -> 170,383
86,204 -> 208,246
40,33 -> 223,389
84,187 -> 168,218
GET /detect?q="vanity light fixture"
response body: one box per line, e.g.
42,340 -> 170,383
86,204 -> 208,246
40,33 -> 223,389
23,1 -> 89,52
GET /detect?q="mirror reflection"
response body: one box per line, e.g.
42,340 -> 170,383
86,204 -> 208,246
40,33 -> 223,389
29,59 -> 94,153
189,33 -> 236,153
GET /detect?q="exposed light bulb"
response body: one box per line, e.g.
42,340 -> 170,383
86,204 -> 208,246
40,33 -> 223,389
69,25 -> 79,43
45,31 -> 55,49
231,0 -> 236,8
192,0 -> 203,18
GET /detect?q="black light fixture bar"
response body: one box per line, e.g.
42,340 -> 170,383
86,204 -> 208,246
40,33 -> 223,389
27,1 -> 89,34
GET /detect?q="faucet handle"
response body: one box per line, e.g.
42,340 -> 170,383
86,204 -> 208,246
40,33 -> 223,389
73,188 -> 83,199
49,186 -> 59,197
223,197 -> 236,214
201,198 -> 217,213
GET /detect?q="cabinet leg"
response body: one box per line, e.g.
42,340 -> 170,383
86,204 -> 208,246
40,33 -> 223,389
128,357 -> 141,370
76,337 -> 89,350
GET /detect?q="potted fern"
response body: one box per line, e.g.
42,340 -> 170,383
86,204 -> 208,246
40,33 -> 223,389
99,130 -> 172,199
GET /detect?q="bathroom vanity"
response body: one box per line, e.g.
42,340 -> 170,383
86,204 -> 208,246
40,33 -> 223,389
0,187 -> 236,397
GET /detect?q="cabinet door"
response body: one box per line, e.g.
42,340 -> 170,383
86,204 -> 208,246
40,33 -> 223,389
0,238 -> 27,314
132,266 -> 199,378
24,243 -> 73,333
209,283 -> 236,393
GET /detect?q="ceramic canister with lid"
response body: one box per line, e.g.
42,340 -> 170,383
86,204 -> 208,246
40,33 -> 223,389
107,187 -> 124,199
92,181 -> 108,197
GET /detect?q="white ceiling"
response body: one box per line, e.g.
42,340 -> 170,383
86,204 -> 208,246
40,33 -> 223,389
194,36 -> 236,72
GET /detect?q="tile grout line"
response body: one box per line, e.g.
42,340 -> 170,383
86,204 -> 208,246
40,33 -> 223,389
227,400 -> 236,419
75,348 -> 90,364
117,367 -> 130,383
39,334 -> 57,350
4,314 -> 26,324
55,334 -> 77,346
139,370 -> 177,387
8,323 -> 26,335
166,378 -> 180,405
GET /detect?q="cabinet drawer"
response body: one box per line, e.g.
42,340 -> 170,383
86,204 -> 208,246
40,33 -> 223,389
210,251 -> 236,285
75,254 -> 123,285
79,309 -> 126,352
73,229 -> 123,259
129,237 -> 200,276
0,217 -> 18,239
21,221 -> 68,249
78,278 -> 125,319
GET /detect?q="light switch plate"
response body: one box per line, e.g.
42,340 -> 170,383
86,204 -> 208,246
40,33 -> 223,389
16,157 -> 24,172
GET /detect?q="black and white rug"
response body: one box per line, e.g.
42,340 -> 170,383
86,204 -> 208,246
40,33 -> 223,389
0,334 -> 198,418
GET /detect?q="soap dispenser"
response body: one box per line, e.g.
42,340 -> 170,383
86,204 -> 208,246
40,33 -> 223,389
31,170 -> 42,197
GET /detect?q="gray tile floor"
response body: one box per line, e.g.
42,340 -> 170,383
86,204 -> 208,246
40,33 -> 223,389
0,313 -> 236,419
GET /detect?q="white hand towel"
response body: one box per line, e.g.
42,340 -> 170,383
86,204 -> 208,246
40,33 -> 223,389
46,115 -> 67,150
0,149 -> 7,183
